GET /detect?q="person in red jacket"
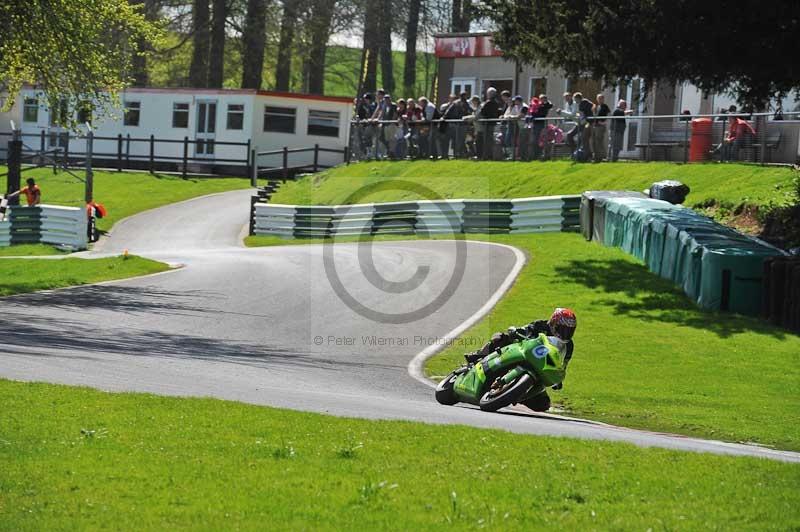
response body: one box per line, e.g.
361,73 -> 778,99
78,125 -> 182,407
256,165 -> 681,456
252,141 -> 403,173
722,116 -> 756,161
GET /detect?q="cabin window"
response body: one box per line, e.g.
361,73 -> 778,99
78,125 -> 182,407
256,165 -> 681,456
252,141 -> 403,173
124,101 -> 141,126
307,110 -> 340,137
23,98 -> 39,122
172,102 -> 190,128
226,104 -> 244,130
263,106 -> 296,133
49,99 -> 69,127
77,100 -> 93,125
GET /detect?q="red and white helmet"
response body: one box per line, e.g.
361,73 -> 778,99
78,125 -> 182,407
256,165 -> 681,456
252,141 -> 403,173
548,308 -> 577,340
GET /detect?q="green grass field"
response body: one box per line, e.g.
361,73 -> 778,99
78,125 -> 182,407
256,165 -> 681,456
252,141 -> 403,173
1,379 -> 797,530
1,167 -> 250,233
270,160 -> 796,210
0,256 -> 169,297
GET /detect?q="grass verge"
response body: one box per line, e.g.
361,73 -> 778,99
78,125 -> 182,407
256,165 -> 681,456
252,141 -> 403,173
1,167 -> 250,232
0,244 -> 70,257
271,160 -> 795,212
0,255 -> 170,297
1,379 -> 798,530
245,232 -> 800,451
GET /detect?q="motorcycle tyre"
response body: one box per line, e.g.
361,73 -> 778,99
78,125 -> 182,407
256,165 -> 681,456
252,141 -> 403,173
479,373 -> 533,412
435,370 -> 462,406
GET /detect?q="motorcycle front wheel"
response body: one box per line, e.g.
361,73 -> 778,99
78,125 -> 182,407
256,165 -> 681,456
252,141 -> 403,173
479,373 -> 533,412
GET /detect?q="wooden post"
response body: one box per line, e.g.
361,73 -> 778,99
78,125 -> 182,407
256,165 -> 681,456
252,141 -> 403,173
282,146 -> 289,180
149,134 -> 155,173
63,133 -> 70,165
313,143 -> 319,172
116,133 -> 123,172
344,145 -> 350,165
250,148 -> 258,187
6,135 -> 22,206
85,131 -> 94,203
182,136 -> 189,179
245,138 -> 251,178
39,130 -> 45,160
125,133 -> 131,166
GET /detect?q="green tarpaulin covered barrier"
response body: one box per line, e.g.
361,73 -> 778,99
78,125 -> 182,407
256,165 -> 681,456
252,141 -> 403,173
582,193 -> 785,315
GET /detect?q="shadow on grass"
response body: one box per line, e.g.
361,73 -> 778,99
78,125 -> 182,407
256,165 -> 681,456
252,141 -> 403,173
553,258 -> 786,339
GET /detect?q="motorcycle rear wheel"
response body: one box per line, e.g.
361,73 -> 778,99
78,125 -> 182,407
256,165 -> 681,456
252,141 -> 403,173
435,370 -> 462,405
479,374 -> 533,412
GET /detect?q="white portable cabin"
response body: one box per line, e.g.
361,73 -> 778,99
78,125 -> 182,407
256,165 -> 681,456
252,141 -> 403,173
0,88 -> 353,175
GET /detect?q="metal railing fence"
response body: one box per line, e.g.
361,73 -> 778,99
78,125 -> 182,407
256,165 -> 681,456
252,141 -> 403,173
348,111 -> 800,165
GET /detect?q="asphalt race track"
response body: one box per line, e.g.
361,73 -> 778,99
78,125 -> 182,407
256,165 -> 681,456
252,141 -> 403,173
2,190 -> 798,463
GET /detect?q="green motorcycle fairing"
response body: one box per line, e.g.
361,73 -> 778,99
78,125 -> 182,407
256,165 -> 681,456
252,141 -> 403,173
452,333 -> 566,404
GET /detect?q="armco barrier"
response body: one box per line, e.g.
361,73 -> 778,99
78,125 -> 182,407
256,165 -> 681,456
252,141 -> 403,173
252,196 -> 580,239
581,193 -> 785,315
0,220 -> 10,246
0,205 -> 88,250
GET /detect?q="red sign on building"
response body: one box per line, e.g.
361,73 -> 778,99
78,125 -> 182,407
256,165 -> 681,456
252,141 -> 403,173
434,35 -> 503,58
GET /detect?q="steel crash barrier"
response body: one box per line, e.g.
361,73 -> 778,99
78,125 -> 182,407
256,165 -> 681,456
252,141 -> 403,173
0,205 -> 88,250
580,191 -> 785,316
251,196 -> 581,239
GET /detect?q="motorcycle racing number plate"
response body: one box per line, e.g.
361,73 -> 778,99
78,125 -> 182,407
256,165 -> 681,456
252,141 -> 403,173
533,344 -> 549,359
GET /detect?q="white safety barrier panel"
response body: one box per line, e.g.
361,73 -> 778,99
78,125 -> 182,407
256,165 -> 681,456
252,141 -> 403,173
0,220 -> 10,246
0,205 -> 88,250
253,195 -> 581,238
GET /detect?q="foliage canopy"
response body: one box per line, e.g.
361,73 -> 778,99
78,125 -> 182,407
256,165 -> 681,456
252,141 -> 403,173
0,0 -> 162,127
480,0 -> 800,106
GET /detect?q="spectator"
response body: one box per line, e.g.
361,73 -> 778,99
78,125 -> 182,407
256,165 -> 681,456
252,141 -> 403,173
502,95 -> 526,159
721,114 -> 756,162
394,99 -> 408,159
405,98 -> 422,158
608,99 -> 633,162
591,94 -> 610,162
557,92 -> 578,153
478,87 -> 501,159
462,95 -> 483,158
559,92 -> 592,159
440,93 -> 465,158
528,94 -> 553,161
381,95 -> 398,159
499,90 -> 512,114
417,96 -> 437,158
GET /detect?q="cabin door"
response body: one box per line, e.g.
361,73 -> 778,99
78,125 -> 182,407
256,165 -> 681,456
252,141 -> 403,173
195,100 -> 217,159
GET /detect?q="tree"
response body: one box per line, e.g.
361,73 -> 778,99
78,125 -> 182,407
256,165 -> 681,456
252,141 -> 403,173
241,0 -> 269,88
377,0 -> 395,94
306,0 -> 337,95
360,1 -> 380,94
130,0 -> 161,86
403,0 -> 421,95
189,0 -> 211,86
480,0 -> 800,106
208,0 -> 227,87
450,0 -> 470,32
0,0 -> 161,125
275,0 -> 299,91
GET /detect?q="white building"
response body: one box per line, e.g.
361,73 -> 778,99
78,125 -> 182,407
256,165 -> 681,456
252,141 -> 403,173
0,88 -> 353,175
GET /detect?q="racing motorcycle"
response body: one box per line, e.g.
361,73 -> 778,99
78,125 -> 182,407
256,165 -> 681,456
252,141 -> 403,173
435,330 -> 566,412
